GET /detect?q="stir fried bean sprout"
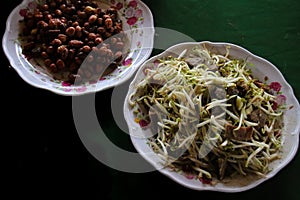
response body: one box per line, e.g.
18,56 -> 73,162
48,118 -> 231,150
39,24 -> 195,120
129,45 -> 287,183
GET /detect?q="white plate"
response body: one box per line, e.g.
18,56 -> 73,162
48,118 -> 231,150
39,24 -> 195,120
124,41 -> 300,192
2,0 -> 154,95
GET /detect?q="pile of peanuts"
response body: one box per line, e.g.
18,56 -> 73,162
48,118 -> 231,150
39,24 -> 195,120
21,0 -> 126,84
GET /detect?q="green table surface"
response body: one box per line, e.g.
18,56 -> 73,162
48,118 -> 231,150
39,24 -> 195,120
1,0 -> 300,199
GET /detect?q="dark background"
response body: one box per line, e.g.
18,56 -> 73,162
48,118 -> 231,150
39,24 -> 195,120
2,0 -> 300,199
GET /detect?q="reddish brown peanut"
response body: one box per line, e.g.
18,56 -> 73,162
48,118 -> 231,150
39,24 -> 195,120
57,34 -> 67,43
69,40 -> 84,48
75,26 -> 82,38
66,27 -> 75,37
82,45 -> 91,53
95,37 -> 103,45
105,18 -> 113,29
56,59 -> 65,69
88,15 -> 98,24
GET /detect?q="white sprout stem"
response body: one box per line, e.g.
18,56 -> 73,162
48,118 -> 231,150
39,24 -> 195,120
157,138 -> 168,156
244,120 -> 259,127
264,118 -> 276,133
182,88 -> 195,108
234,108 -> 245,130
210,115 -> 226,130
196,113 -> 226,128
246,146 -> 265,167
193,166 -> 212,179
259,105 -> 282,117
178,133 -> 197,148
206,103 -> 232,111
178,49 -> 187,59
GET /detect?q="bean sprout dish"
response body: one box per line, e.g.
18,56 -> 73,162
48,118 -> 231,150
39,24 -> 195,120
128,44 -> 292,184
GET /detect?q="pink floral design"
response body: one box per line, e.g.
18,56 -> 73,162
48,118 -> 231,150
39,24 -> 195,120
116,2 -> 123,10
184,174 -> 195,180
62,81 -> 72,86
28,1 -> 36,9
269,82 -> 282,93
134,9 -> 143,18
19,9 -> 27,17
128,0 -> 138,8
122,58 -> 133,66
125,7 -> 135,18
110,0 -> 143,26
19,1 -> 38,17
127,17 -> 138,25
139,119 -> 149,128
153,59 -> 161,66
76,87 -> 87,93
272,94 -> 287,110
276,94 -> 287,105
63,88 -> 72,92
199,177 -> 212,185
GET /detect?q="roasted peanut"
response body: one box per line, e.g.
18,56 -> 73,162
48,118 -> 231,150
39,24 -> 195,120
37,21 -> 48,29
44,59 -> 52,67
114,51 -> 123,62
69,40 -> 84,48
49,63 -> 57,72
57,34 -> 67,43
68,49 -> 76,59
55,9 -> 62,16
89,15 -> 98,24
88,33 -> 97,40
41,51 -> 48,59
77,11 -> 87,19
84,6 -> 96,15
97,27 -> 105,34
84,22 -> 90,28
34,14 -> 44,21
105,18 -> 113,29
82,45 -> 91,53
46,46 -> 55,54
75,26 -> 82,38
56,59 -> 65,69
72,21 -> 79,27
97,18 -> 103,25
59,4 -> 66,11
45,14 -> 52,20
65,27 -> 75,37
95,37 -> 103,45
41,4 -> 49,11
51,38 -> 62,46
57,45 -> 68,59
